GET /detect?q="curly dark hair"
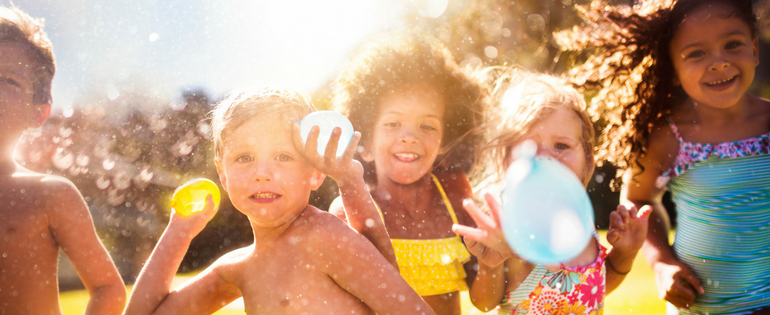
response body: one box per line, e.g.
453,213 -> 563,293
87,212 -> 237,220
555,0 -> 757,187
332,31 -> 487,184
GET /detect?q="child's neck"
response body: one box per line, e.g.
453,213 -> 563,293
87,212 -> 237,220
373,173 -> 435,213
686,94 -> 753,127
249,205 -> 309,247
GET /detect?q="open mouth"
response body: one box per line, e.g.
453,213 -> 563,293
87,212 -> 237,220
250,192 -> 281,201
394,153 -> 420,162
704,75 -> 737,87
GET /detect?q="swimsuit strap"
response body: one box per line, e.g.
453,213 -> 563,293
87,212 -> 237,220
430,173 -> 459,225
371,173 -> 459,225
668,119 -> 684,143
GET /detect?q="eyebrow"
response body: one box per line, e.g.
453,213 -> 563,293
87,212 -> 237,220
679,30 -> 748,52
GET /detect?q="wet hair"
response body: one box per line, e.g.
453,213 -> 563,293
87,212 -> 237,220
554,0 -> 757,186
0,6 -> 55,105
473,68 -> 595,187
333,31 -> 486,184
211,87 -> 316,158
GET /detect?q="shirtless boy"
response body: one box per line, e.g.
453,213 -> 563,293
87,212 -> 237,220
124,87 -> 433,315
0,6 -> 126,315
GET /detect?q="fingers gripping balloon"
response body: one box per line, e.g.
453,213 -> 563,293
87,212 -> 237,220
300,111 -> 355,157
170,178 -> 221,217
499,141 -> 595,265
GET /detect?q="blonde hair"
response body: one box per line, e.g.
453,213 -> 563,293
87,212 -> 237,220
475,69 -> 595,186
211,87 -> 316,158
0,6 -> 55,105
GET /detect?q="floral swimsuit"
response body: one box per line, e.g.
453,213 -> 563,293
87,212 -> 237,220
504,241 -> 607,315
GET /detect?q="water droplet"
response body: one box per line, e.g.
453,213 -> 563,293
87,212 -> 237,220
59,127 -> 73,138
102,158 -> 115,170
365,218 -> 375,228
484,46 -> 498,59
75,154 -> 90,167
113,171 -> 131,190
527,14 -> 546,32
52,148 -> 75,170
95,176 -> 110,190
149,33 -> 159,42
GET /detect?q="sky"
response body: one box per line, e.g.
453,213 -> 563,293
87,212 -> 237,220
8,0 -> 449,111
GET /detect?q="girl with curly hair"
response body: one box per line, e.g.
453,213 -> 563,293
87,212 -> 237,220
557,0 -> 770,314
329,32 -> 487,315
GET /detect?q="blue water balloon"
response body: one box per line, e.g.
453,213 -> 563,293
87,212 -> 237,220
300,111 -> 355,158
499,141 -> 595,265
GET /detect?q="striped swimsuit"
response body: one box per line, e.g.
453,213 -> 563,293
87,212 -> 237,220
657,121 -> 770,315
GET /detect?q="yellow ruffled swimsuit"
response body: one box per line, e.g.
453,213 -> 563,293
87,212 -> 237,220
374,174 -> 471,296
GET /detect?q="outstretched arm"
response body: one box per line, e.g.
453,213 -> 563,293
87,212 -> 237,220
623,125 -> 704,309
49,179 -> 126,315
453,193 -> 533,311
293,122 -> 397,268
605,204 -> 651,294
124,196 -> 240,315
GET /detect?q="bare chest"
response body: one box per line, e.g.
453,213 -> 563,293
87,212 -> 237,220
232,249 -> 373,314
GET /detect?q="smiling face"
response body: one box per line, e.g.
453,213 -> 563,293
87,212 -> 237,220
0,42 -> 48,150
669,2 -> 759,109
215,114 -> 325,227
362,85 -> 445,185
507,108 -> 592,186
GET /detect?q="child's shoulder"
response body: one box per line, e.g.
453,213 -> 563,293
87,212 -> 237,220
3,167 -> 83,205
292,206 -> 358,239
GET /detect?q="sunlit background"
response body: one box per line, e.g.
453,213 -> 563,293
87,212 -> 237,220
7,0 -> 770,313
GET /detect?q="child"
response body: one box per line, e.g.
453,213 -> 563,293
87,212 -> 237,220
330,33 -> 486,315
557,0 -> 770,313
0,6 -> 126,315
124,87 -> 433,315
452,70 -> 651,314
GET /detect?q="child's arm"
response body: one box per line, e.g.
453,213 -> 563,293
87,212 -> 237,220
453,193 -> 534,311
293,123 -> 397,268
48,179 -> 126,315
317,218 -> 434,315
623,126 -> 704,309
124,196 -> 241,315
605,204 -> 651,294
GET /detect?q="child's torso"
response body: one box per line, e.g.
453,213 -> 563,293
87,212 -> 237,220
373,174 -> 471,297
0,179 -> 63,314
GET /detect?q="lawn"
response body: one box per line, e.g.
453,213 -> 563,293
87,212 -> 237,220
60,231 -> 667,314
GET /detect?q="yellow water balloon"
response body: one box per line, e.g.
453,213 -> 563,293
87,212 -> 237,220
170,178 -> 221,217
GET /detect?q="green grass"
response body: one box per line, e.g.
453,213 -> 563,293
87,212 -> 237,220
60,231 -> 666,314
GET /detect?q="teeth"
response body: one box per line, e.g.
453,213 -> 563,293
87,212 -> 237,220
708,76 -> 735,85
253,193 -> 278,199
395,153 -> 419,160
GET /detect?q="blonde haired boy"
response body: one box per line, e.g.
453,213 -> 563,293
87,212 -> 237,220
125,87 -> 432,315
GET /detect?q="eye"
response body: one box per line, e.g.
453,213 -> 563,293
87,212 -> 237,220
276,154 -> 292,162
725,40 -> 743,50
2,77 -> 21,88
685,50 -> 705,59
236,155 -> 253,163
421,124 -> 437,131
384,121 -> 400,128
555,143 -> 570,150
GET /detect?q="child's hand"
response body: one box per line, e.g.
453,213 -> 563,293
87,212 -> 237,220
452,192 -> 515,267
292,120 -> 364,186
606,204 -> 651,255
653,259 -> 704,309
169,194 -> 219,238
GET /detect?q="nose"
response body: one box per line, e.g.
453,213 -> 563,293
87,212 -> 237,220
399,127 -> 419,145
709,56 -> 730,71
253,161 -> 272,182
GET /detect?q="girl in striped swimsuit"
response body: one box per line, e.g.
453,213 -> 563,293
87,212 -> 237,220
558,0 -> 770,313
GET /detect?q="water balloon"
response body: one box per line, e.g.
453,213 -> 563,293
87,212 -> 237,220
299,111 -> 354,158
499,141 -> 595,265
170,178 -> 221,217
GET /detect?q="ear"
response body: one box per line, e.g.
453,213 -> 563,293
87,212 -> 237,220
309,169 -> 326,190
27,103 -> 51,129
215,157 -> 228,192
753,36 -> 760,66
359,145 -> 375,162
